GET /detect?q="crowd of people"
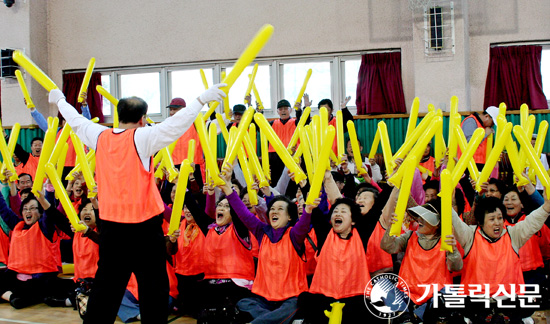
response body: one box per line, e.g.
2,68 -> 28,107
0,83 -> 547,324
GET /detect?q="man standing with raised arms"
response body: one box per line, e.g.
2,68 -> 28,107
48,84 -> 226,323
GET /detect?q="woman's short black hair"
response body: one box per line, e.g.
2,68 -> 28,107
267,195 -> 298,226
20,193 -> 44,216
488,178 -> 507,196
474,197 -> 506,226
328,197 -> 362,224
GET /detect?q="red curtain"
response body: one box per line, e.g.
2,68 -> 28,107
355,52 -> 406,114
61,72 -> 104,122
484,45 -> 548,110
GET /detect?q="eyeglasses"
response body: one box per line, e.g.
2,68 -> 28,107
22,206 -> 39,213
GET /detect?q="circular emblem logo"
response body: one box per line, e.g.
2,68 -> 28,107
364,273 -> 410,319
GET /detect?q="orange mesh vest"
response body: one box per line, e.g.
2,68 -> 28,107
462,228 -> 524,296
305,228 -> 318,276
0,228 -> 9,265
167,258 -> 179,299
8,222 -> 59,274
56,130 -> 77,167
96,129 -> 164,223
505,215 -> 544,271
367,222 -> 394,273
16,154 -> 39,179
252,229 -> 308,301
73,231 -> 99,281
204,224 -> 255,281
269,119 -> 296,152
460,115 -> 487,164
539,225 -> 550,261
310,228 -> 371,299
175,219 -> 206,276
328,117 -> 338,154
399,232 -> 453,305
172,126 -> 205,165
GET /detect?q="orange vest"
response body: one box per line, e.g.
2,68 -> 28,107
56,130 -> 77,167
252,229 -> 308,301
399,232 -> 453,305
305,228 -> 318,276
539,225 -> 550,261
175,219 -> 206,276
310,228 -> 371,299
8,222 -> 59,274
367,222 -> 394,273
203,224 -> 255,281
460,115 -> 487,164
96,129 -> 164,223
461,228 -> 524,296
505,216 -> 545,271
15,154 -> 39,179
172,126 -> 206,181
0,228 -> 9,265
269,119 -> 296,152
73,231 -> 99,281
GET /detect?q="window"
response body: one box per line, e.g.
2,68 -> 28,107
343,58 -> 361,107
282,61 -> 331,108
542,48 -> 550,104
101,74 -> 111,116
120,72 -> 161,115
171,68 -> 214,111
224,64 -> 271,110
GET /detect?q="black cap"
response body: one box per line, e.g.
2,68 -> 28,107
277,99 -> 291,109
233,104 -> 246,114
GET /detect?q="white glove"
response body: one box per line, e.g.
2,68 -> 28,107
199,83 -> 227,104
49,89 -> 66,105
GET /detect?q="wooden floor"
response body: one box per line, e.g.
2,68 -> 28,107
0,302 -> 197,324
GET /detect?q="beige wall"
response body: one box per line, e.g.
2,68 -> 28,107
1,0 -> 549,125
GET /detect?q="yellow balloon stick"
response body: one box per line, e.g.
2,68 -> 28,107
14,70 -> 35,109
56,143 -> 69,179
299,126 -> 314,180
244,64 -> 259,105
454,126 -> 480,184
251,80 -> 264,110
223,108 -> 255,168
187,139 -> 196,164
475,123 -> 513,191
12,50 -> 58,91
447,97 -> 459,172
88,150 -> 96,175
434,110 -> 446,168
305,126 -> 336,204
428,103 -> 435,113
91,117 -> 100,123
451,128 -> 484,187
203,24 -> 275,121
260,126 -> 271,181
255,113 -> 307,183
368,131 -> 380,160
504,137 -> 530,186
168,160 -> 193,235
238,144 -> 258,205
520,104 -> 529,129
498,102 -> 507,117
389,157 -> 417,237
248,124 -> 257,155
294,69 -> 313,110
439,169 -> 453,253
215,113 -> 230,143
7,123 -> 20,156
514,126 -> 550,199
393,111 -> 435,161
32,118 -> 59,195
48,123 -> 72,165
65,150 -> 95,180
377,121 -> 395,175
518,115 -> 537,170
534,121 -> 549,158
200,69 -> 209,90
286,106 -> 311,153
417,165 -> 432,177
346,121 -> 367,175
146,117 -> 155,124
319,107 -> 328,148
47,116 -> 53,129
45,163 -> 87,231
336,110 -> 345,161
209,123 -> 218,166
485,133 -> 493,162
96,85 -> 119,128
70,132 -> 97,197
405,97 -> 420,141
293,144 -> 303,164
194,113 -> 224,186
243,132 -> 268,187
0,125 -> 18,182
310,115 -> 320,160
161,147 -> 179,183
78,58 -> 96,103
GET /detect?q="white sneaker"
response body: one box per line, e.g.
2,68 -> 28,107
292,320 -> 304,324
464,317 -> 472,324
522,317 -> 534,324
